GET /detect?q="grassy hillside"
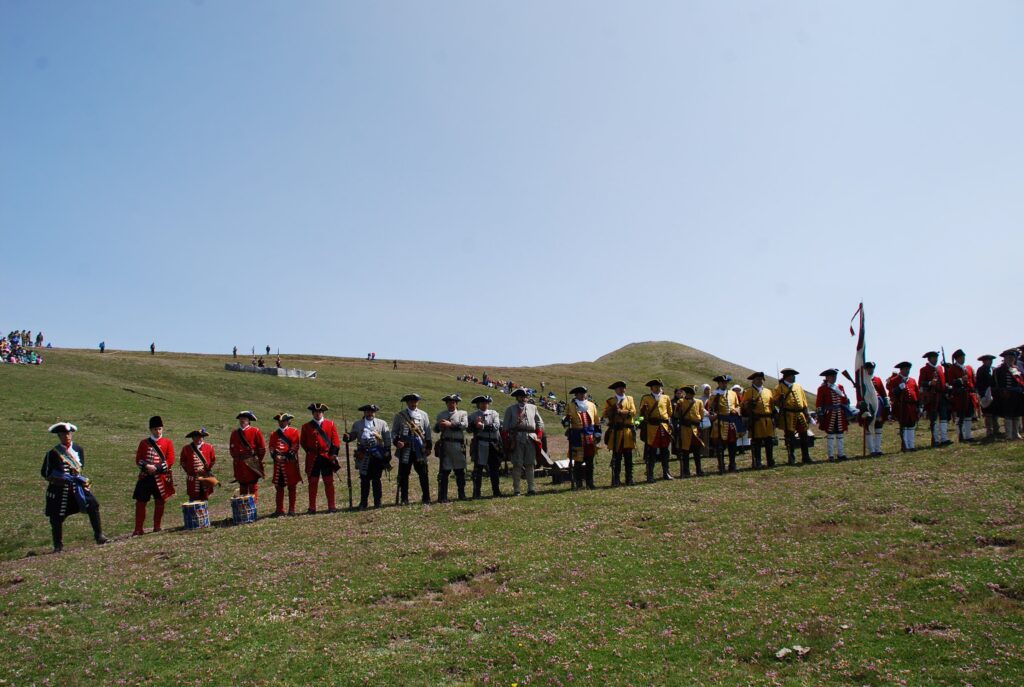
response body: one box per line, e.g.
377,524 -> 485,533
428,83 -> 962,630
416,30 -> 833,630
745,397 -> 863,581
1,345 -> 1022,686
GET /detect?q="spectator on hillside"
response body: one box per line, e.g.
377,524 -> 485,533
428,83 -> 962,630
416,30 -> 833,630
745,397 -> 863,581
35,332 -> 44,347
266,345 -> 271,356
150,342 -> 156,355
233,346 -> 238,359
99,341 -> 106,353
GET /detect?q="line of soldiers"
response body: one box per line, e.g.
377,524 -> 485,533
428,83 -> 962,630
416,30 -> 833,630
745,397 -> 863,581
39,346 -> 1024,551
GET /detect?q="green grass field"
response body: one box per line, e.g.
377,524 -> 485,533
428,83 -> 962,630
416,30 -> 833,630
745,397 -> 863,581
1,345 -> 1022,686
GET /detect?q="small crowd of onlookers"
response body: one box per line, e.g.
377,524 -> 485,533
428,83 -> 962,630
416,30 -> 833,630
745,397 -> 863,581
456,372 -> 541,400
2,329 -> 47,365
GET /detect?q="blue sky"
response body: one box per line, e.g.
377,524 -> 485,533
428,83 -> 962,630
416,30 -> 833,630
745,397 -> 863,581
3,1 -> 1021,379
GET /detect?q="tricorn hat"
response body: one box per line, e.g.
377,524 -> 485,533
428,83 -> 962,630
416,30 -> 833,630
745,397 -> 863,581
607,380 -> 627,390
471,395 -> 492,404
1001,348 -> 1019,358
149,415 -> 164,429
820,368 -> 839,377
922,351 -> 939,359
645,379 -> 664,388
357,404 -> 380,412
401,393 -> 422,403
680,385 -> 696,395
185,428 -> 209,439
511,388 -> 528,398
746,371 -> 765,381
779,368 -> 798,376
273,412 -> 294,422
978,354 -> 996,361
712,374 -> 732,383
570,386 -> 588,395
441,394 -> 462,403
307,402 -> 329,412
49,421 -> 77,434
236,410 -> 257,421
952,349 -> 966,358
895,361 -> 912,368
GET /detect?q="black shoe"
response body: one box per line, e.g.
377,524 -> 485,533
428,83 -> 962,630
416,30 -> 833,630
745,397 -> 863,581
53,545 -> 63,554
269,511 -> 283,518
327,507 -> 340,514
625,479 -> 635,486
838,455 -> 848,461
307,508 -> 317,515
662,474 -> 674,480
95,534 -> 109,545
526,490 -> 537,496
940,440 -> 953,447
358,505 -> 368,511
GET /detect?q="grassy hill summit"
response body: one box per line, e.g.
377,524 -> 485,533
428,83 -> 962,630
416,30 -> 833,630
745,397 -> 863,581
0,345 -> 1021,685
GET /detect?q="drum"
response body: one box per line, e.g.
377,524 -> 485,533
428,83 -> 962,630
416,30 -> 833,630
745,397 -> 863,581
230,494 -> 257,525
182,501 -> 210,530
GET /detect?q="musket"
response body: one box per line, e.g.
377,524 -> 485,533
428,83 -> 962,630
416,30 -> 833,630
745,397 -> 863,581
842,369 -> 867,458
565,378 -> 574,489
342,406 -> 353,510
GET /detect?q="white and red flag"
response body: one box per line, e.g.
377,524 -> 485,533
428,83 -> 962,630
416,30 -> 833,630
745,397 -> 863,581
850,303 -> 878,417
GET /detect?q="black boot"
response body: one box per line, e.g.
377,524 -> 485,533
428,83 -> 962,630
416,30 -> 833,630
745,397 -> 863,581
624,453 -> 635,485
573,464 -> 584,490
645,448 -> 655,483
681,453 -> 691,477
472,470 -> 483,499
87,508 -> 108,544
372,479 -> 382,508
437,470 -> 450,503
716,447 -> 726,475
455,470 -> 467,500
359,478 -> 371,509
611,454 -> 622,486
418,466 -> 431,503
800,436 -> 813,464
489,466 -> 501,497
50,517 -> 63,553
660,452 -> 673,480
695,455 -> 704,476
585,462 -> 595,490
728,445 -> 737,472
766,441 -> 775,467
752,442 -> 763,469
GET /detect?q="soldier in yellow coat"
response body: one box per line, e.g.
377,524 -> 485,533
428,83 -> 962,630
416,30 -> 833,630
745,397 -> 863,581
708,374 -> 741,474
562,386 -> 601,490
772,368 -> 814,465
673,385 -> 705,477
637,379 -> 674,483
601,381 -> 637,487
741,371 -> 777,469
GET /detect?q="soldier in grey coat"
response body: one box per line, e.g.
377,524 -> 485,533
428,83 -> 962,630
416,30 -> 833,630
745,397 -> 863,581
434,394 -> 469,502
502,388 -> 543,496
468,395 -> 503,498
392,393 -> 433,504
343,404 -> 392,510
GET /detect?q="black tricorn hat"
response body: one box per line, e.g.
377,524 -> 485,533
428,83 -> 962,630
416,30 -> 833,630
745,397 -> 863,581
780,368 -> 798,376
952,349 -> 965,358
307,402 -> 329,412
510,388 -> 528,397
357,404 -> 380,412
186,428 -> 209,439
441,394 -> 462,403
645,379 -> 663,387
746,371 -> 765,381
401,393 -> 422,403
978,354 -> 996,361
680,385 -> 696,395
273,412 -> 294,422
570,386 -> 588,395
922,351 -> 939,358
236,410 -> 257,421
1001,348 -> 1019,358
607,381 -> 626,390
49,421 -> 77,434
471,395 -> 492,404
820,368 -> 839,377
712,374 -> 732,383
149,415 -> 163,429
895,361 -> 912,368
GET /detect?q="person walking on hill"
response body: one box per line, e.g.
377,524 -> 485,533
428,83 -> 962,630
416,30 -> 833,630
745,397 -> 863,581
133,416 -> 175,536
468,395 -> 503,498
300,403 -> 342,512
150,342 -> 155,355
230,411 -> 266,501
180,428 -> 217,501
344,404 -> 392,510
816,369 -> 851,461
773,369 -> 813,465
42,422 -> 108,552
602,381 -> 637,486
563,386 -> 601,490
232,346 -> 238,359
435,394 -> 469,502
673,385 -> 705,477
742,372 -> 776,469
886,362 -> 920,452
502,389 -> 543,496
638,380 -> 673,483
393,394 -> 433,504
269,413 -> 302,516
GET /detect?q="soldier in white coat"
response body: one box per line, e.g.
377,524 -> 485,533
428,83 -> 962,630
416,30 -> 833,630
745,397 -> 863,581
434,394 -> 469,502
502,388 -> 543,496
343,404 -> 392,510
392,393 -> 433,504
468,395 -> 503,498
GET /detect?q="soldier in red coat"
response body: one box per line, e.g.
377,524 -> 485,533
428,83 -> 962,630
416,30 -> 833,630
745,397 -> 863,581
816,369 -> 851,461
229,411 -> 266,499
944,349 -> 979,442
855,362 -> 890,456
133,415 -> 176,536
887,362 -> 920,452
300,402 -> 341,513
180,428 -> 217,501
269,412 -> 302,516
919,351 -> 952,447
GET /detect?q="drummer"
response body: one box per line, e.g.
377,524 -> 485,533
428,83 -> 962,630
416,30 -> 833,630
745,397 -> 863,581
41,422 -> 109,552
180,428 -> 218,501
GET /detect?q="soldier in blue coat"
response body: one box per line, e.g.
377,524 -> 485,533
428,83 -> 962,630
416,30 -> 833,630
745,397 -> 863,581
41,422 -> 108,552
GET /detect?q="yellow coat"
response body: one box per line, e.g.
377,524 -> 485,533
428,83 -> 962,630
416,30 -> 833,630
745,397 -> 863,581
673,397 -> 705,451
772,382 -> 810,432
637,393 -> 673,444
708,389 -> 740,441
602,396 -> 637,451
741,386 -> 776,439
